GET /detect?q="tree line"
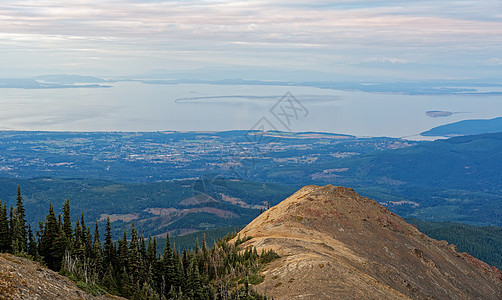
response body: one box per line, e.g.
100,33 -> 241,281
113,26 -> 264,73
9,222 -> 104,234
0,186 -> 278,299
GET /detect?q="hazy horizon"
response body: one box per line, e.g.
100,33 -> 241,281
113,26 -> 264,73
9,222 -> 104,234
1,0 -> 501,81
1,1 -> 501,136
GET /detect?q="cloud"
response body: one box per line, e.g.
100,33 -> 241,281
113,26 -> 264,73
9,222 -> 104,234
0,0 -> 501,77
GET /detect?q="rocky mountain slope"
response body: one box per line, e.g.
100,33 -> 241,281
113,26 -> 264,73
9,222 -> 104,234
237,185 -> 502,299
0,253 -> 124,300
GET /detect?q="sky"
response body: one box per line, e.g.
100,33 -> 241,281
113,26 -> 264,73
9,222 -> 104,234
1,0 -> 501,80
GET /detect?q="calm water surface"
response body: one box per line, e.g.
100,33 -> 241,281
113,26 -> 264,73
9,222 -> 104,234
1,82 -> 501,138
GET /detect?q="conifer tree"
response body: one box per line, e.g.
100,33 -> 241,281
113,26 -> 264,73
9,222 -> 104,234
85,225 -> 92,257
128,223 -> 141,283
118,229 -> 129,271
27,224 -> 38,258
40,203 -> 62,270
140,229 -> 147,260
9,204 -> 14,241
93,221 -> 103,276
173,250 -> 185,289
182,248 -> 189,278
104,217 -> 115,266
57,214 -> 62,233
146,235 -> 156,264
52,230 -> 67,271
163,230 -> 176,292
119,266 -> 132,297
80,213 -> 92,257
201,233 -> 209,275
0,201 -> 11,252
73,220 -> 84,257
12,185 -> 27,253
36,221 -> 44,255
187,255 -> 205,299
62,198 -> 72,243
102,263 -> 119,295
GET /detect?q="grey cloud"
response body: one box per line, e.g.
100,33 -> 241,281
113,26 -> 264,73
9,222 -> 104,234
0,0 -> 501,78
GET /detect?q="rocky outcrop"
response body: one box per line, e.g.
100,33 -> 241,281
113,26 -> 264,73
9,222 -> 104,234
237,185 -> 502,300
0,253 -> 124,300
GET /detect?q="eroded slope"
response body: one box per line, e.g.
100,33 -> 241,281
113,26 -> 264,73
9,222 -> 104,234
238,185 -> 502,300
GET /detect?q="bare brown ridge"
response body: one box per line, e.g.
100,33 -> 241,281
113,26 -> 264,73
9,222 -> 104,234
0,253 -> 125,300
237,185 -> 502,300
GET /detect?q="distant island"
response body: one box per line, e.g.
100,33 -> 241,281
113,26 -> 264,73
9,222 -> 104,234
421,116 -> 502,136
426,110 -> 454,117
3,73 -> 502,95
0,75 -> 111,89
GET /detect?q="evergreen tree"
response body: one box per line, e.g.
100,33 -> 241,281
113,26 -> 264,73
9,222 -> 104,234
12,185 -> 27,253
140,229 -> 147,260
80,213 -> 92,257
102,263 -> 119,295
173,250 -> 185,289
201,233 -> 209,275
146,235 -> 157,264
104,217 -> 115,266
52,231 -> 67,271
182,248 -> 189,278
36,221 -> 44,256
27,224 -> 38,258
138,281 -> 159,300
9,204 -> 13,242
40,203 -> 63,270
62,198 -> 73,243
73,219 -> 84,257
163,230 -> 176,293
93,221 -> 103,276
119,266 -> 132,297
85,225 -> 92,258
187,255 -> 205,299
128,223 -> 141,283
57,214 -> 62,234
0,201 -> 11,252
118,229 -> 129,271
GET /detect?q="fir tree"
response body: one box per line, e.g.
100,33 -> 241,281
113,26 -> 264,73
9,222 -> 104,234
119,266 -> 132,298
102,263 -> 119,295
52,231 -> 67,271
40,203 -> 63,270
85,225 -> 92,258
146,235 -> 157,264
187,255 -> 205,299
163,230 -> 176,293
104,217 -> 115,266
173,250 -> 185,289
93,221 -> 103,276
62,198 -> 73,243
36,221 -> 44,256
80,213 -> 92,257
9,204 -> 13,242
73,219 -> 84,257
118,229 -> 129,271
128,223 -> 141,283
12,185 -> 27,253
27,224 -> 38,258
0,201 -> 11,252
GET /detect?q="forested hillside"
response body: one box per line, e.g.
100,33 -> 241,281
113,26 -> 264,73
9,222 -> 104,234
307,132 -> 502,226
0,186 -> 277,299
0,177 -> 294,239
408,219 -> 502,269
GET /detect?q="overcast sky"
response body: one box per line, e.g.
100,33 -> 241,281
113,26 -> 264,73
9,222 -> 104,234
1,0 -> 501,79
